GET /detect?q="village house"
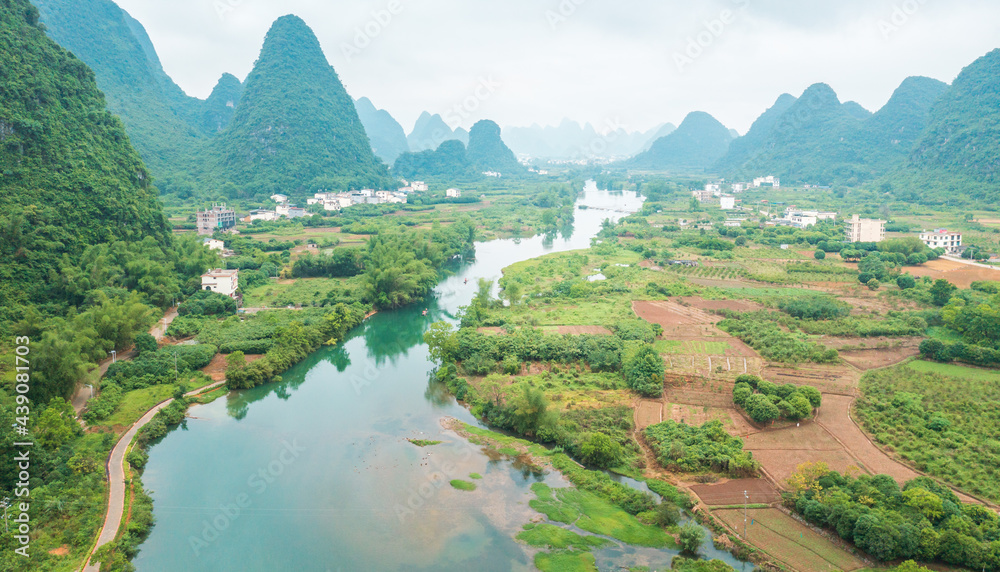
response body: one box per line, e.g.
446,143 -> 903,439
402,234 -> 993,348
845,215 -> 886,243
270,194 -> 289,204
920,229 -> 963,254
201,269 -> 239,299
446,188 -> 462,198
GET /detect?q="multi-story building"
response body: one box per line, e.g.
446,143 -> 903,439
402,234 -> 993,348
720,195 -> 736,210
446,188 -> 462,198
197,204 -> 237,235
692,190 -> 715,203
845,214 -> 886,243
753,176 -> 780,188
201,269 -> 239,299
920,229 -> 963,254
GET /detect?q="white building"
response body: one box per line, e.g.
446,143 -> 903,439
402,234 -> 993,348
920,229 -> 963,254
705,183 -> 721,194
244,209 -> 277,222
845,215 -> 886,243
446,188 -> 462,198
411,181 -> 429,192
270,194 -> 289,204
276,204 -> 307,219
753,176 -> 781,189
201,269 -> 239,299
322,201 -> 341,212
731,183 -> 748,193
203,238 -> 225,251
720,195 -> 736,210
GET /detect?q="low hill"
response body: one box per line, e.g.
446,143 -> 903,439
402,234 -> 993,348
629,112 -> 733,172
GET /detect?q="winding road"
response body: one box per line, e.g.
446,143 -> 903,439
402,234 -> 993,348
82,381 -> 225,572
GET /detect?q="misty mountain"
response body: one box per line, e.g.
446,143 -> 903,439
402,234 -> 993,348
355,97 -> 409,164
503,120 -> 676,159
408,112 -> 467,151
629,112 -> 734,172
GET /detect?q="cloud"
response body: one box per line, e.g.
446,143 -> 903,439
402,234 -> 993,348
113,0 -> 1000,133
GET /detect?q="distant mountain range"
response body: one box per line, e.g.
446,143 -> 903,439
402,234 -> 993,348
502,120 -> 676,160
354,97 -> 409,164
394,120 -> 523,179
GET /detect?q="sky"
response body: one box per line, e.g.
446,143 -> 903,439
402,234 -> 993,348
113,0 -> 1000,135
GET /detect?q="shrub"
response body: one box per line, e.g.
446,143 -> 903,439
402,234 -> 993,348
814,250 -> 826,260
134,333 -> 158,355
897,275 -> 916,290
744,394 -> 780,424
623,345 -> 665,397
678,523 -> 704,554
580,432 -> 624,469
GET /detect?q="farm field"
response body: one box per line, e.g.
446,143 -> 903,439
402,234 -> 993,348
689,478 -> 780,506
713,508 -> 866,572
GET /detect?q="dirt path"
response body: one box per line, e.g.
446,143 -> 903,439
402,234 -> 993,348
72,307 -> 178,416
82,380 -> 225,572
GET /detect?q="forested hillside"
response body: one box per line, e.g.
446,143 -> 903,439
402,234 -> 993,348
32,0 -> 221,193
899,49 -> 1000,202
466,120 -> 524,174
211,15 -> 393,196
0,0 -> 169,327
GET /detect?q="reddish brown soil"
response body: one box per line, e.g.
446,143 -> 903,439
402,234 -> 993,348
690,478 -> 781,506
745,421 -> 861,486
904,258 -> 1000,289
635,400 -> 663,430
201,353 -> 264,381
838,345 -> 921,370
763,364 -> 860,396
633,300 -> 720,326
677,297 -> 764,313
47,546 -> 70,556
638,260 -> 663,271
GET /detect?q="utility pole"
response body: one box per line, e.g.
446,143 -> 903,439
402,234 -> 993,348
744,490 -> 749,540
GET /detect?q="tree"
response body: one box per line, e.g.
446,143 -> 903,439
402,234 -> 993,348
734,236 -> 747,247
798,386 -> 822,408
744,394 -> 780,424
134,332 -> 158,355
930,279 -> 957,306
424,322 -> 457,364
580,432 -> 623,468
814,250 -> 826,260
867,279 -> 881,291
623,345 -> 665,397
896,275 -> 916,290
678,523 -> 704,554
859,254 -> 887,281
36,399 -> 80,450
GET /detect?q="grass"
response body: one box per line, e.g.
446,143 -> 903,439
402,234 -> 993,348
529,483 -> 674,548
194,386 -> 228,404
904,359 -> 1000,383
469,473 -> 482,479
516,523 -> 612,550
99,385 -> 177,431
241,275 -> 366,308
534,550 -> 599,572
408,439 -> 443,447
450,479 -> 476,491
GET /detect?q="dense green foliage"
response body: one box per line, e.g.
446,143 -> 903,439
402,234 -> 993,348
732,378 -> 819,423
718,311 -> 839,364
466,120 -> 524,174
211,16 -> 392,195
643,421 -> 759,477
857,363 -> 1000,502
0,1 -> 170,326
791,467 -> 1000,569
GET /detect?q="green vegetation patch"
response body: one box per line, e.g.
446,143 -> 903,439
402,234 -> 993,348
450,479 -> 477,491
529,483 -> 674,548
534,549 -> 599,572
857,363 -> 1000,502
469,473 -> 483,479
516,523 -> 613,550
644,420 -> 759,477
408,439 -> 443,447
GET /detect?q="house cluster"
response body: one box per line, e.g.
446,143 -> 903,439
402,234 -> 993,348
920,229 -> 963,255
307,188 -> 408,212
774,209 -> 838,229
753,176 -> 781,189
693,183 -> 739,210
845,215 -> 886,243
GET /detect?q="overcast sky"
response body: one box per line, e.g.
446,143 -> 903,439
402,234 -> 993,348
113,0 -> 1000,135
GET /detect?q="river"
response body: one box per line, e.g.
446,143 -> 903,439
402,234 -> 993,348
134,184 -> 747,571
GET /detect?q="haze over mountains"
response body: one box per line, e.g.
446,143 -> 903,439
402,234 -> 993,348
28,0 -> 1000,202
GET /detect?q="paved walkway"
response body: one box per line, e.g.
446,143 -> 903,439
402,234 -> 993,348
82,380 -> 225,572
